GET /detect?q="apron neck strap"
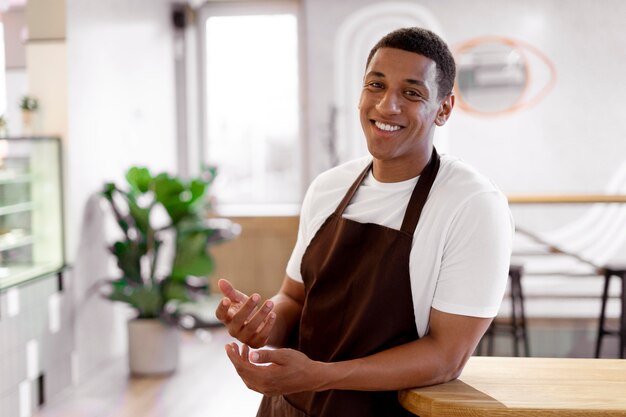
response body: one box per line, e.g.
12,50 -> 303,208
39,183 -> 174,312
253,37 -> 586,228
334,160 -> 373,216
400,147 -> 440,234
334,148 -> 440,229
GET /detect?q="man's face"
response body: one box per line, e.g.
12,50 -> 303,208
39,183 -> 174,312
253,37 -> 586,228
359,47 -> 452,168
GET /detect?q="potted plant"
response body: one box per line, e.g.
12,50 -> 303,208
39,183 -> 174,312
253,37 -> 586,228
100,166 -> 239,376
19,95 -> 39,134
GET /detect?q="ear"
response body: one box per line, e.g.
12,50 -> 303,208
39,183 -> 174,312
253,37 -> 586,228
435,94 -> 455,126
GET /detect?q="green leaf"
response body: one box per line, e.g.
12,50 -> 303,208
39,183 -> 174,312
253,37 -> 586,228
101,184 -> 131,235
188,179 -> 207,206
153,174 -> 208,225
130,286 -> 163,318
106,278 -> 134,304
170,231 -> 214,280
126,167 -> 153,194
153,174 -> 187,224
126,194 -> 151,236
104,279 -> 162,318
110,240 -> 145,284
163,281 -> 192,303
102,182 -> 116,198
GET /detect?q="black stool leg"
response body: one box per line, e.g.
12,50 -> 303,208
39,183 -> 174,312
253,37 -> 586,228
510,273 -> 520,357
511,268 -> 530,357
595,271 -> 611,358
482,265 -> 528,357
487,324 -> 495,356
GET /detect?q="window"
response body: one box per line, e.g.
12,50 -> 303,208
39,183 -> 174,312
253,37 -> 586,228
202,5 -> 301,214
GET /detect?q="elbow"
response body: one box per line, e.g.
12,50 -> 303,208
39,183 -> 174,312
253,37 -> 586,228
447,362 -> 465,381
434,353 -> 470,385
434,365 -> 463,385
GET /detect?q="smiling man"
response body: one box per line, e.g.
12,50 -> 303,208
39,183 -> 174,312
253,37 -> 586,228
217,27 -> 514,417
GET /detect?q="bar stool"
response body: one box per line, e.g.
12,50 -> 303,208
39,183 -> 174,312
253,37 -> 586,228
594,264 -> 626,358
482,264 -> 530,357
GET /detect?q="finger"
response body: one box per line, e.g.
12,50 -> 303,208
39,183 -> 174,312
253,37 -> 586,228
218,279 -> 248,303
224,343 -> 240,368
215,297 -> 232,322
249,311 -> 277,347
230,293 -> 261,329
242,344 -> 251,364
250,348 -> 286,365
241,300 -> 274,336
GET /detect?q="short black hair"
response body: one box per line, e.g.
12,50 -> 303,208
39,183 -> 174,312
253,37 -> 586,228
366,27 -> 456,101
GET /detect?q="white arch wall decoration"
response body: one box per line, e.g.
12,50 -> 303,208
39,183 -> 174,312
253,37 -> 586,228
334,2 -> 450,163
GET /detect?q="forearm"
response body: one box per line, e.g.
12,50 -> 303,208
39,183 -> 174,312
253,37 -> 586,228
319,337 -> 465,391
265,292 -> 302,348
264,275 -> 304,348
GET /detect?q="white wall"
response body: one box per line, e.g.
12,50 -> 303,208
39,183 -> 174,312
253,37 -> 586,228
66,0 -> 178,260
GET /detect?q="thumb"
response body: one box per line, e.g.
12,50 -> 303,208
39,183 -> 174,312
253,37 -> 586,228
250,349 -> 287,365
218,279 -> 247,303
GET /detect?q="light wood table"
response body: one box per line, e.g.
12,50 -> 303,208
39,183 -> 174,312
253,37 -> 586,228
399,356 -> 626,416
507,194 -> 626,204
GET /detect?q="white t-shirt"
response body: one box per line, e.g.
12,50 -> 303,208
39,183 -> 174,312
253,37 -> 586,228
286,154 -> 514,337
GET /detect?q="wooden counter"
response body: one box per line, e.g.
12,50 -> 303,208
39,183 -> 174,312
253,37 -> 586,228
399,356 -> 626,416
507,194 -> 626,204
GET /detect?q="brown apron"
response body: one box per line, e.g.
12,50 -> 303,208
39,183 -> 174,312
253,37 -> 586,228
257,148 -> 440,417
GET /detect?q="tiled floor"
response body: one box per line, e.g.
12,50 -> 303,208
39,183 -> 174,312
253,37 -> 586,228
33,327 -> 262,417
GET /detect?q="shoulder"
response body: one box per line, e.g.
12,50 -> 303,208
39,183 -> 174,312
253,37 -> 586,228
437,154 -> 501,193
311,156 -> 371,190
432,154 -> 508,207
300,156 -> 371,220
419,154 -> 511,231
306,157 -> 371,203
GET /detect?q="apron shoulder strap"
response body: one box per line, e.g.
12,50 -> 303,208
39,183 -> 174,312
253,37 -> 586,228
400,147 -> 441,235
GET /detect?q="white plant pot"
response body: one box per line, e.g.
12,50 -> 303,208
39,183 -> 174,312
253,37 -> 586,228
127,318 -> 180,376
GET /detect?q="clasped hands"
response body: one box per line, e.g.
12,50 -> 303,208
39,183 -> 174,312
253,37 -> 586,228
215,279 -> 325,395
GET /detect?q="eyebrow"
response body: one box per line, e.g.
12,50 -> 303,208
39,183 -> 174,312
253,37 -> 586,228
365,71 -> 428,88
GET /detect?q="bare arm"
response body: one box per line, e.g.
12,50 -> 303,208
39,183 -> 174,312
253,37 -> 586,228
225,308 -> 492,395
320,308 -> 491,390
265,276 -> 305,347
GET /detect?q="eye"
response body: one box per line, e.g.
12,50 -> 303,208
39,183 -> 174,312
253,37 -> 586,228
404,90 -> 424,100
365,81 -> 384,89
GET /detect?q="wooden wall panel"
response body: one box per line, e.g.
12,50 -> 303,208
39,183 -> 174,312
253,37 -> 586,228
209,216 -> 299,300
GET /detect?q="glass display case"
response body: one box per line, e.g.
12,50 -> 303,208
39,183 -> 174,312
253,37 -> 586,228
0,137 -> 64,290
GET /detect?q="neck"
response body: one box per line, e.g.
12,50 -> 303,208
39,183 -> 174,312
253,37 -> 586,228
372,146 -> 434,183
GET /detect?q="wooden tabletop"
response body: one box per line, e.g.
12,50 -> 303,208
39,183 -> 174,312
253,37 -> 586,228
507,194 -> 626,204
399,356 -> 626,417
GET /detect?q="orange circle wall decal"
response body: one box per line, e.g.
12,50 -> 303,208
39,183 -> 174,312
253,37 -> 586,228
453,36 -> 557,116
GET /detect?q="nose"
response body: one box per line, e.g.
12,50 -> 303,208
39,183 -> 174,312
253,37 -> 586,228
376,90 -> 401,115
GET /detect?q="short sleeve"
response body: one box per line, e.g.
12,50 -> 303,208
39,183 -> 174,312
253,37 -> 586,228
431,191 -> 514,318
286,178 -> 318,282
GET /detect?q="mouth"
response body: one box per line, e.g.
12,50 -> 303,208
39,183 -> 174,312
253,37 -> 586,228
372,120 -> 403,132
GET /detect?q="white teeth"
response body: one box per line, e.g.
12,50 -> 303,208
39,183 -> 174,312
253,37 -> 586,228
374,121 -> 401,132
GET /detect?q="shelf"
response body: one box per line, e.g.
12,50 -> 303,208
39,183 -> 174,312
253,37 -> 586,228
0,202 -> 34,216
0,262 -> 64,290
0,234 -> 33,251
0,173 -> 33,184
0,137 -> 64,290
